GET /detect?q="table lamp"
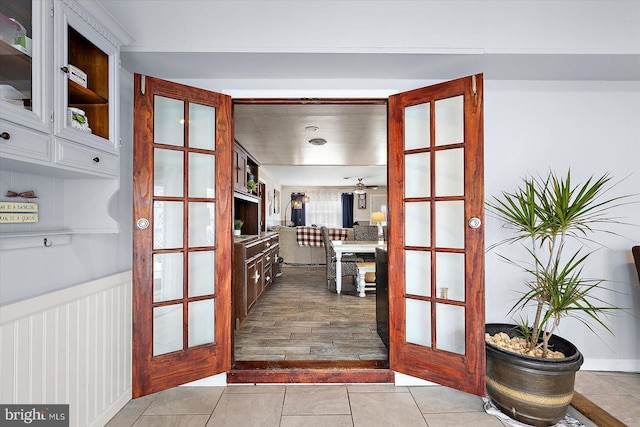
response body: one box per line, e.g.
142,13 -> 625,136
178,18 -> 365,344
370,211 -> 386,243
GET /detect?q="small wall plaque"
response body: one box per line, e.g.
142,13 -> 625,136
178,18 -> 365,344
0,213 -> 39,223
0,202 -> 39,223
0,201 -> 39,212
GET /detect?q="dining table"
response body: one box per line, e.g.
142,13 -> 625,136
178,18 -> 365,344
332,240 -> 387,294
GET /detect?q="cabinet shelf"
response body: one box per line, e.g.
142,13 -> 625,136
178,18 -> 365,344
0,229 -> 72,250
0,40 -> 32,94
68,80 -> 107,104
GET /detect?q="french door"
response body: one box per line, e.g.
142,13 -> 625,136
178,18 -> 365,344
132,75 -> 233,398
131,74 -> 484,397
388,74 -> 485,395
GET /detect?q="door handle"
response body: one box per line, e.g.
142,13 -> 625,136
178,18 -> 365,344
468,217 -> 481,229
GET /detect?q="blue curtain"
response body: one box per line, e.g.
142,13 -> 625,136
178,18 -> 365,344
341,193 -> 354,228
291,193 -> 306,226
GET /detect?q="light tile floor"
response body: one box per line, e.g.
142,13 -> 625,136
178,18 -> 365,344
106,384 -> 501,426
106,382 -> 609,427
111,265 -> 638,426
574,370 -> 640,426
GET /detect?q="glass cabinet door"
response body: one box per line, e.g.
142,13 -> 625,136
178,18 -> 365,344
54,0 -> 120,154
0,0 -> 50,132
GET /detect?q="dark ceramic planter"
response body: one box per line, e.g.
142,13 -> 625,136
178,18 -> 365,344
485,323 -> 584,426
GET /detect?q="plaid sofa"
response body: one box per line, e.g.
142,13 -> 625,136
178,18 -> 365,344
278,226 -> 354,265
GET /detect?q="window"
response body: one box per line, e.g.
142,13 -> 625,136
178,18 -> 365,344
305,190 -> 341,227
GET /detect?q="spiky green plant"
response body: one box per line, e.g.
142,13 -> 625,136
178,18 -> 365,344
487,170 -> 629,357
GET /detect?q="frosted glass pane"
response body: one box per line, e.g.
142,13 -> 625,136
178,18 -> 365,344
189,153 -> 215,198
189,299 -> 215,347
153,253 -> 183,302
435,252 -> 465,302
153,201 -> 184,250
435,95 -> 464,146
189,103 -> 216,150
189,250 -> 215,297
405,103 -> 430,150
189,202 -> 215,247
435,148 -> 464,197
405,202 -> 430,247
435,201 -> 464,249
406,299 -> 431,347
153,304 -> 183,356
436,304 -> 465,354
154,96 -> 184,146
154,148 -> 183,197
405,250 -> 431,297
404,152 -> 430,198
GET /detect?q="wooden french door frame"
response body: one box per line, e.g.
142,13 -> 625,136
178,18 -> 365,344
132,78 -> 484,393
132,75 -> 233,398
387,74 -> 485,395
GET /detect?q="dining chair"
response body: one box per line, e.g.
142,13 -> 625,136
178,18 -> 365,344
320,226 -> 362,291
353,224 -> 378,262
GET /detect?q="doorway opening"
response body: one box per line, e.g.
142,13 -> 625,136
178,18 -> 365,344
230,99 -> 391,381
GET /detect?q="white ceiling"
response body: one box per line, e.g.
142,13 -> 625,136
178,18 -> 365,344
234,103 -> 387,186
90,0 -> 639,187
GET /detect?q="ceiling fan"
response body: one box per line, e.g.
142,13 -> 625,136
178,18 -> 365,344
351,178 -> 378,194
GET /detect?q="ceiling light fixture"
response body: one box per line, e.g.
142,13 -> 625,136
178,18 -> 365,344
305,126 -> 319,132
308,138 -> 327,146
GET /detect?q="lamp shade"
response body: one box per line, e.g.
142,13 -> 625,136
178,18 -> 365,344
370,211 -> 386,223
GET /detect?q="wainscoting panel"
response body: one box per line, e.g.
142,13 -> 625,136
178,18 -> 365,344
0,271 -> 132,427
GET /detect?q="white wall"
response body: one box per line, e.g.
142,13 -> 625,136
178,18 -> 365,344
0,71 -> 134,305
0,272 -> 132,427
257,168 -> 283,230
484,80 -> 640,370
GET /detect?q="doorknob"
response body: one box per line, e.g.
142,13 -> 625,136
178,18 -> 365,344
468,217 -> 481,229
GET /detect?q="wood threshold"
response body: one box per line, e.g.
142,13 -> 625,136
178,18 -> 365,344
228,360 -> 393,384
571,391 -> 626,427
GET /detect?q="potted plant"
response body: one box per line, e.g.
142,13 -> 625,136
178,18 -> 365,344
234,219 -> 244,236
247,179 -> 257,194
485,170 -> 629,426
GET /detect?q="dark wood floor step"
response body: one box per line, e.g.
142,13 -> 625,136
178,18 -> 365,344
228,360 -> 393,384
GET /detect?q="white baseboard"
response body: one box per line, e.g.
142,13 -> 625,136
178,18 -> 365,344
581,359 -> 640,372
394,372 -> 438,386
182,372 -> 228,387
89,387 -> 132,427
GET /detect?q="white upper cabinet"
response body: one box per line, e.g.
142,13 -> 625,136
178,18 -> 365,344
0,0 -> 130,239
0,0 -> 50,134
1,0 -> 127,177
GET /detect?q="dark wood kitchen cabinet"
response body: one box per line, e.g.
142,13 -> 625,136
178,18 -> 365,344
233,232 -> 279,328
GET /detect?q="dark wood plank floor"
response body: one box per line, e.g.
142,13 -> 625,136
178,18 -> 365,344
234,266 -> 388,361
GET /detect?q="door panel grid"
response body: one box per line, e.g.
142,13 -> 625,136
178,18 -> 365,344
133,75 -> 232,398
389,74 -> 485,395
